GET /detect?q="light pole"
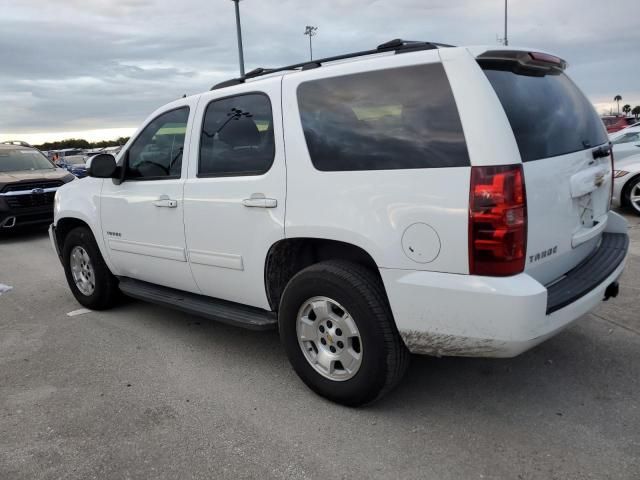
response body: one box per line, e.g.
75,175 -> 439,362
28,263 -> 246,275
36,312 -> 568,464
503,0 -> 508,46
230,0 -> 245,77
304,25 -> 318,61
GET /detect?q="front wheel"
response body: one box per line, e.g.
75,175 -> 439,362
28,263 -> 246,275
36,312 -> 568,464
624,176 -> 640,216
62,226 -> 119,310
279,260 -> 409,406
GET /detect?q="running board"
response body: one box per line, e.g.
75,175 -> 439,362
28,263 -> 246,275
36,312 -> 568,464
118,277 -> 277,331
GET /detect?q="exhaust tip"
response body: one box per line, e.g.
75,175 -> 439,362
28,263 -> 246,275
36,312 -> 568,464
603,281 -> 620,301
1,216 -> 16,229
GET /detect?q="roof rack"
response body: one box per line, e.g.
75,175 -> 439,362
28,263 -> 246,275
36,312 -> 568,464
211,38 -> 454,90
1,140 -> 32,148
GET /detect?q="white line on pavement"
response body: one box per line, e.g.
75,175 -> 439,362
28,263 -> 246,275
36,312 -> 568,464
67,308 -> 93,317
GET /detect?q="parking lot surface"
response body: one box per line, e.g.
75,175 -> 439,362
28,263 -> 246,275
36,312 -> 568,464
1,213 -> 639,480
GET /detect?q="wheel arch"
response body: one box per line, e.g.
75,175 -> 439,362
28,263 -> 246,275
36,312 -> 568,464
54,215 -> 115,273
264,237 -> 384,312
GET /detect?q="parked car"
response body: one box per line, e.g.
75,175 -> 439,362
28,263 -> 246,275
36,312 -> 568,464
50,40 -> 629,405
602,115 -> 636,133
57,154 -> 89,178
610,125 -> 640,162
612,152 -> 640,215
0,143 -> 75,230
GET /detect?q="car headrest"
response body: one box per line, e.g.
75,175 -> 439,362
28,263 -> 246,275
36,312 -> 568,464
218,118 -> 261,148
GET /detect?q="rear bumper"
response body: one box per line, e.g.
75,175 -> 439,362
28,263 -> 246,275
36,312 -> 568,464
381,215 -> 629,358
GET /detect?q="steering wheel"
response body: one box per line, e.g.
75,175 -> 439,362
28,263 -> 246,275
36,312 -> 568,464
133,160 -> 170,176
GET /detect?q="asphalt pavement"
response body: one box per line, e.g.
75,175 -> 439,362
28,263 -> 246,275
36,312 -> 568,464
1,212 -> 639,479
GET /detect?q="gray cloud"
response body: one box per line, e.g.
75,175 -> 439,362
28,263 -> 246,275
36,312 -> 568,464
1,0 -> 639,135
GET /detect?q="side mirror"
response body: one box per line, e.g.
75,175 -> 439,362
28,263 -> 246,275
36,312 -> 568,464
87,154 -> 117,178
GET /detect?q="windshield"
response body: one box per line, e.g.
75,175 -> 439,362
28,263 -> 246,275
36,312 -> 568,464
612,131 -> 640,145
0,149 -> 55,172
481,68 -> 608,161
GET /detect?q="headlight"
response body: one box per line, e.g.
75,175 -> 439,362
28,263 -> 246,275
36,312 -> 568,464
613,170 -> 629,178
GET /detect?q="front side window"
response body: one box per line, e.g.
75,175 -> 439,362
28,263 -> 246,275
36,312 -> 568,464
296,63 -> 470,171
199,94 -> 274,177
126,107 -> 189,179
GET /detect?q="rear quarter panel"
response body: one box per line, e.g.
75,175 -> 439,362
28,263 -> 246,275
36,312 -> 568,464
281,49 -> 473,273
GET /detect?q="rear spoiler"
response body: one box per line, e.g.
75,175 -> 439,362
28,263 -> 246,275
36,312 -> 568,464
477,50 -> 567,76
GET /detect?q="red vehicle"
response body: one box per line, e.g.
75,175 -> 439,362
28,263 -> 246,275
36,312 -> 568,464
602,115 -> 636,133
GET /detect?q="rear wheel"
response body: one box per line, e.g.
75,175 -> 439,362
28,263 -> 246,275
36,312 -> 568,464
62,226 -> 119,310
279,260 -> 409,406
624,176 -> 640,215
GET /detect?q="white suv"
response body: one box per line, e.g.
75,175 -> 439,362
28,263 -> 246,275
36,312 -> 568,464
50,40 -> 629,406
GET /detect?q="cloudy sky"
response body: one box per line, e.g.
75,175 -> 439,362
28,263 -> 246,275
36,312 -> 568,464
1,0 -> 639,144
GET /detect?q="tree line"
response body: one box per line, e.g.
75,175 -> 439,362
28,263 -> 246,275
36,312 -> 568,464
34,137 -> 130,151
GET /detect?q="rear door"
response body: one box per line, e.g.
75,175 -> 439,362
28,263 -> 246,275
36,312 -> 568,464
183,77 -> 286,309
479,54 -> 612,284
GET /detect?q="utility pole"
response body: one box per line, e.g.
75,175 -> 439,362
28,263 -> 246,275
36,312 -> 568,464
504,0 -> 508,46
304,25 -> 318,61
231,0 -> 245,77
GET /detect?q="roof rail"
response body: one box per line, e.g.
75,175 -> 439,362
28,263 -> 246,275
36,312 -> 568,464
1,140 -> 32,148
210,38 -> 453,90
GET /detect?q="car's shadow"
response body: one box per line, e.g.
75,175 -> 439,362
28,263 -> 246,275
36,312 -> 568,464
111,297 -> 638,423
0,225 -> 49,243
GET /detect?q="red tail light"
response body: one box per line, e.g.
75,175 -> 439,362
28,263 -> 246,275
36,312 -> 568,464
469,164 -> 527,276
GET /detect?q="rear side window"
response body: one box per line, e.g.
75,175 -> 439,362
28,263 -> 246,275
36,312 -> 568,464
297,63 -> 469,171
481,67 -> 608,161
199,93 -> 274,177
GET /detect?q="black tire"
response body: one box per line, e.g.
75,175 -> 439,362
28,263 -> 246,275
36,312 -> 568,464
623,175 -> 640,216
279,260 -> 409,406
62,226 -> 119,310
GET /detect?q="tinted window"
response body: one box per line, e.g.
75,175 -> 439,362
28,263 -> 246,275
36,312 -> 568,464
482,68 -> 608,161
199,94 -> 274,177
297,63 -> 469,171
0,149 -> 54,172
126,107 -> 189,179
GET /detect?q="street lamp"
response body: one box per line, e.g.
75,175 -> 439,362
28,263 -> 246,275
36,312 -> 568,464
230,0 -> 245,76
304,25 -> 318,61
504,0 -> 508,46
497,0 -> 509,46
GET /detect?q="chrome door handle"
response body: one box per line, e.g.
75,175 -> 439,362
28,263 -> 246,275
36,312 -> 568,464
242,193 -> 277,208
153,195 -> 178,208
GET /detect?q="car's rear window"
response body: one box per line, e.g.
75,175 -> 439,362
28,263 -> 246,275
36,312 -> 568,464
297,63 -> 470,171
481,68 -> 608,162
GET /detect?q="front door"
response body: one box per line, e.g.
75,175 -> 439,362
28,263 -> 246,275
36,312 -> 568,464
101,101 -> 200,293
183,77 -> 286,309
